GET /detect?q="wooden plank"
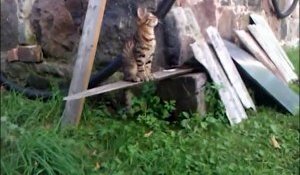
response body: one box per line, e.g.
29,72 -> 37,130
63,68 -> 193,101
250,14 -> 295,70
248,24 -> 298,82
206,26 -> 256,111
170,7 -> 247,125
61,0 -> 108,126
191,41 -> 248,125
234,30 -> 287,83
224,40 -> 299,115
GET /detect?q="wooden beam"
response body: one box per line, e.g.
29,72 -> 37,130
61,0 -> 107,127
206,26 -> 256,111
248,24 -> 298,82
250,14 -> 295,70
191,41 -> 247,125
164,6 -> 247,124
64,68 -> 193,101
224,40 -> 299,115
234,30 -> 287,84
172,6 -> 248,125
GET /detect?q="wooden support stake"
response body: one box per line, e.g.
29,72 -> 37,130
61,0 -> 107,127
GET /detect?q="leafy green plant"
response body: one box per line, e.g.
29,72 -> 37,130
204,82 -> 227,122
286,47 -> 300,92
286,47 -> 299,75
124,82 -> 176,129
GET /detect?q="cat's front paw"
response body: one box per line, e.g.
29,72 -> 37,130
132,77 -> 141,82
141,76 -> 150,82
147,73 -> 155,81
137,73 -> 149,82
124,76 -> 141,82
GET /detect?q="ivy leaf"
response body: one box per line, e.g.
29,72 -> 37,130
181,119 -> 191,130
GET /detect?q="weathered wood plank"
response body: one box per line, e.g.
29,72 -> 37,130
206,26 -> 256,111
63,68 -> 193,101
234,30 -> 287,83
171,7 -> 247,124
248,24 -> 298,82
250,14 -> 295,70
191,41 -> 247,125
61,0 -> 108,126
224,40 -> 299,115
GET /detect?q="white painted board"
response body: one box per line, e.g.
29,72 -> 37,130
206,26 -> 256,111
250,14 -> 296,71
234,30 -> 287,84
191,41 -> 248,125
248,24 -> 298,82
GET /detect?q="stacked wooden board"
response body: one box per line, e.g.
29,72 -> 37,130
245,14 -> 298,83
191,41 -> 248,125
180,10 -> 299,124
64,9 -> 299,125
229,14 -> 299,116
63,68 -> 194,101
224,40 -> 299,115
169,7 -> 252,125
206,27 -> 256,111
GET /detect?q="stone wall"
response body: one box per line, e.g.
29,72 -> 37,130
1,0 -> 299,71
1,0 -> 160,65
177,0 -> 299,46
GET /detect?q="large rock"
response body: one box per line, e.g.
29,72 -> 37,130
163,7 -> 197,67
0,0 -> 85,89
1,0 -> 18,51
16,0 -> 38,45
30,0 -> 87,61
30,0 -> 164,70
94,0 -> 164,69
157,73 -> 207,117
217,6 -> 251,40
191,0 -> 218,40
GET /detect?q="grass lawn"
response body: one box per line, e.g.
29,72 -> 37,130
1,48 -> 299,175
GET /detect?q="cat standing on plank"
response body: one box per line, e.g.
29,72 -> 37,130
122,7 -> 159,82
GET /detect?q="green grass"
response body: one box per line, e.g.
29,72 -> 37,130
286,47 -> 299,92
1,48 -> 299,175
286,47 -> 299,75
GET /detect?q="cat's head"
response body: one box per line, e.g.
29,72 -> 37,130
137,7 -> 158,27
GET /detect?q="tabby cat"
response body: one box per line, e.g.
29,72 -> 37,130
122,7 -> 159,82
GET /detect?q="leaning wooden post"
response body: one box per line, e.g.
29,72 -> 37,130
61,0 -> 107,127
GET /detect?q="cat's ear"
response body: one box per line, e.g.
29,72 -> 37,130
137,7 -> 147,19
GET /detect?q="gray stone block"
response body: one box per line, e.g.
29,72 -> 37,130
220,0 -> 231,6
157,72 -> 207,117
163,8 -> 196,67
1,0 -> 18,51
248,0 -> 261,7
